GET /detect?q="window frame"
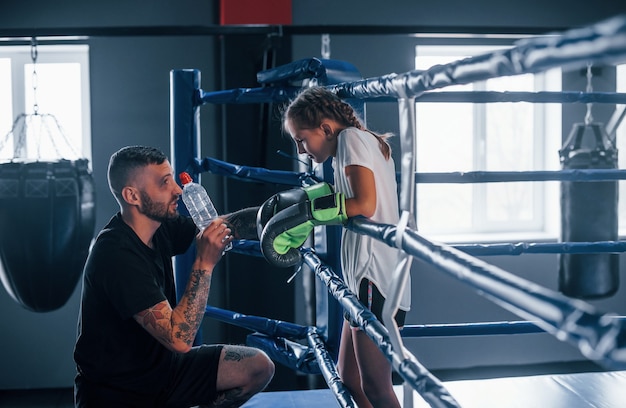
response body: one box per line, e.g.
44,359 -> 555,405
414,44 -> 561,241
616,64 -> 626,235
0,43 -> 91,162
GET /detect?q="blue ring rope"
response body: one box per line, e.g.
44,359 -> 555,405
415,169 -> 626,183
198,88 -> 626,105
327,15 -> 626,99
346,217 -> 626,369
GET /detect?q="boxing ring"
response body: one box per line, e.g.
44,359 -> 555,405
170,14 -> 626,407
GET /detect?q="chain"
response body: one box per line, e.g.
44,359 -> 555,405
30,37 -> 39,115
321,34 -> 331,59
585,62 -> 593,125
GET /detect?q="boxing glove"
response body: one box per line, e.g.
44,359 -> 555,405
260,183 -> 347,268
223,207 -> 261,240
256,182 -> 334,238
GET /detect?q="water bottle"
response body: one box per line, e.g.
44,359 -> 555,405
179,172 -> 232,251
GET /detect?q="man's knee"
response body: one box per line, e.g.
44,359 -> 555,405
220,345 -> 274,391
249,349 -> 275,390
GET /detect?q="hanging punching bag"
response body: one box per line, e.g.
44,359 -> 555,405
0,159 -> 96,312
559,122 -> 619,299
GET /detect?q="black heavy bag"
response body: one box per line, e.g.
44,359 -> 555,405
0,159 -> 96,312
559,123 -> 618,299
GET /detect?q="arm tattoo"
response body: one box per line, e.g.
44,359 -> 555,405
136,302 -> 171,345
139,302 -> 167,330
175,268 -> 210,346
136,268 -> 211,349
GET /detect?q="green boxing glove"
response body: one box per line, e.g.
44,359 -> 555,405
256,182 -> 334,238
260,183 -> 347,268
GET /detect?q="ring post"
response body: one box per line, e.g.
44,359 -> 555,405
170,68 -> 202,342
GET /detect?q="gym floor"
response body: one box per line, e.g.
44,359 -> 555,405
0,361 -> 605,407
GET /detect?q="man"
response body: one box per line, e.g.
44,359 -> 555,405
74,145 -> 274,407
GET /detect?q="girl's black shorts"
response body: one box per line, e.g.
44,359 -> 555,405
344,279 -> 406,329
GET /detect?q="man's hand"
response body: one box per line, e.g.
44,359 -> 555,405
195,218 -> 233,268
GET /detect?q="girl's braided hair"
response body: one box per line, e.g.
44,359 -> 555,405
283,87 -> 392,160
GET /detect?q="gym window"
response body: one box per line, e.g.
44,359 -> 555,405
414,45 -> 561,241
0,44 -> 91,162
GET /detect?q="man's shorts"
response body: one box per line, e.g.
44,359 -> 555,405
75,344 -> 223,408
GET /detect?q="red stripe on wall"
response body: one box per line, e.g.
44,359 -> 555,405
220,0 -> 292,25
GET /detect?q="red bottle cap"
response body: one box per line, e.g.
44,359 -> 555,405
179,172 -> 193,185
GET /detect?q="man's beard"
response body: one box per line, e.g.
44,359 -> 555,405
139,190 -> 179,223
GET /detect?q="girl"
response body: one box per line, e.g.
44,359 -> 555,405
283,86 -> 411,408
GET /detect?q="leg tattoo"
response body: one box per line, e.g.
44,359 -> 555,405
223,347 -> 258,362
212,387 -> 247,408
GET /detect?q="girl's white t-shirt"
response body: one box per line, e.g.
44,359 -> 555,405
332,127 -> 411,311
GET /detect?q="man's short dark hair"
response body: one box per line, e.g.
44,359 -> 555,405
108,145 -> 168,201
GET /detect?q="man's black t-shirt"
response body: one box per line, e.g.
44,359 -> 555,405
74,213 -> 196,393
